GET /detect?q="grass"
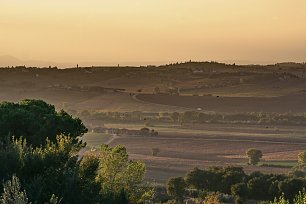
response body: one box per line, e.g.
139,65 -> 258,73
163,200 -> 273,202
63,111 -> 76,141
259,161 -> 298,168
82,132 -> 111,148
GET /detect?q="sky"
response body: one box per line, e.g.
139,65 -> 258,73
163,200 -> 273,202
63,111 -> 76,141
1,0 -> 306,66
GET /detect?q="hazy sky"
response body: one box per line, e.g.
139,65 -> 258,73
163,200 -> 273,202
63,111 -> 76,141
1,0 -> 306,66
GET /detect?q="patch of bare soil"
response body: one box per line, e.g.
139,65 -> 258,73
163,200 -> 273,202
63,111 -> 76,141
136,93 -> 306,113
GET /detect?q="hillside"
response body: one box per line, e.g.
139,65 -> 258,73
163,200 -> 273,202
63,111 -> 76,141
1,62 -> 306,113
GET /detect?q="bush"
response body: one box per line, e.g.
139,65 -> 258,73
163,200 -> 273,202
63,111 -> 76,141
246,149 -> 263,165
151,148 -> 160,156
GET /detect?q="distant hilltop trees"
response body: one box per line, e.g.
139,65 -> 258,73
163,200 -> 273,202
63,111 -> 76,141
1,61 -> 306,70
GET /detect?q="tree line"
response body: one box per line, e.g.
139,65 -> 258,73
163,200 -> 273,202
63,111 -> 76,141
166,165 -> 306,204
75,110 -> 306,126
0,100 -> 152,203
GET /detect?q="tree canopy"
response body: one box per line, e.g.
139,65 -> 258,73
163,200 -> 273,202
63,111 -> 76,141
0,99 -> 152,204
0,99 -> 87,147
246,148 -> 263,165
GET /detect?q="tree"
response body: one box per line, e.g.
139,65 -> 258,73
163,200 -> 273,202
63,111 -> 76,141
272,190 -> 306,204
278,178 -> 305,201
170,112 -> 180,123
0,99 -> 87,147
151,148 -> 160,156
140,127 -> 150,136
98,144 -> 153,203
246,172 -> 281,201
204,192 -> 221,204
271,193 -> 289,204
167,177 -> 186,204
0,99 -> 152,203
246,148 -> 263,165
0,136 -> 98,203
0,175 -> 28,204
293,189 -> 306,204
298,151 -> 306,166
185,167 -> 210,190
231,183 -> 248,201
154,87 -> 161,94
222,166 -> 246,194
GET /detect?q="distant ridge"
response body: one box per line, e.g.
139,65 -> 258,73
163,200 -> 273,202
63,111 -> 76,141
0,55 -> 73,68
0,55 -> 305,69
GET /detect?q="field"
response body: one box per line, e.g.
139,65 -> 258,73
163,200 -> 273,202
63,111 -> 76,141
81,132 -> 111,147
82,123 -> 306,183
135,93 -> 306,113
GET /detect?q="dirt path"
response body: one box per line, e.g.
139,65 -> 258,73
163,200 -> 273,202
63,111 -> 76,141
104,134 -> 119,145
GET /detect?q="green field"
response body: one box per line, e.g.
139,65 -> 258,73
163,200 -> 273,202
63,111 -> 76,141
259,161 -> 298,168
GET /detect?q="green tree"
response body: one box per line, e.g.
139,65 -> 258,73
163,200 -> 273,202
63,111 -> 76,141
298,151 -> 306,166
271,193 -> 289,204
278,179 -> 305,201
98,144 -> 152,203
185,167 -> 210,190
0,175 -> 28,204
0,99 -> 87,147
293,189 -> 306,204
246,148 -> 263,165
0,99 -> 153,204
231,183 -> 248,201
167,177 -> 186,204
0,136 -> 103,204
222,166 -> 246,194
204,192 -> 221,204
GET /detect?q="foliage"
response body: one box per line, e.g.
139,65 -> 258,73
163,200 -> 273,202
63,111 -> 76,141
0,99 -> 87,147
183,166 -> 306,202
0,136 -> 102,203
170,112 -> 180,123
97,144 -> 153,203
270,193 -> 290,204
185,167 -> 211,190
167,177 -> 186,203
293,189 -> 306,204
0,175 -> 28,204
204,192 -> 221,204
270,190 -> 306,204
0,99 -> 153,204
278,179 -> 305,201
231,183 -> 248,199
246,148 -> 263,165
298,151 -> 306,167
185,166 -> 245,194
151,147 -> 160,156
140,127 -> 150,135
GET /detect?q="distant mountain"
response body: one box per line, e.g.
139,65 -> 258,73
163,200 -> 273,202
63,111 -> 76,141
0,55 -> 74,68
0,55 -> 23,67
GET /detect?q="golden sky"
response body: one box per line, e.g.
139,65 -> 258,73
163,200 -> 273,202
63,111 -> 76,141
1,0 -> 306,66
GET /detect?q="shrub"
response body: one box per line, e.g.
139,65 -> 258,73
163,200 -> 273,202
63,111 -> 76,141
151,148 -> 160,156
